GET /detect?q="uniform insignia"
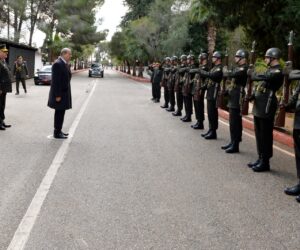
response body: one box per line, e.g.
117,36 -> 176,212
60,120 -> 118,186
239,67 -> 244,71
274,69 -> 281,73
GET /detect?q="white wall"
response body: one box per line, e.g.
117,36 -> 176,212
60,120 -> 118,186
34,49 -> 43,72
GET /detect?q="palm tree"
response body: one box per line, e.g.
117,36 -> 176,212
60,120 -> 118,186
189,0 -> 217,55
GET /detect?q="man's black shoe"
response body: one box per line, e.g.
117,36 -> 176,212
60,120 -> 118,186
247,158 -> 261,168
161,104 -> 168,109
296,195 -> 300,203
180,115 -> 187,121
0,125 -> 6,130
62,132 -> 69,136
205,131 -> 217,140
54,132 -> 68,139
3,123 -> 11,128
284,184 -> 300,196
252,161 -> 270,172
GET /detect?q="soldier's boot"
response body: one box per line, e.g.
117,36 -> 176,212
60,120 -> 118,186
252,158 -> 270,172
201,129 -> 211,137
192,120 -> 204,129
284,181 -> 300,196
247,155 -> 262,168
172,110 -> 182,116
225,141 -> 239,154
166,106 -> 175,112
204,130 -> 217,140
161,103 -> 168,109
182,115 -> 192,122
191,121 -> 199,128
180,115 -> 187,121
221,142 -> 232,150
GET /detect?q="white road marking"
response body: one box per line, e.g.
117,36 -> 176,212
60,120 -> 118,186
7,81 -> 97,250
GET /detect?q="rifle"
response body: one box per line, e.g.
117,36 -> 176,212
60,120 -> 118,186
275,30 -> 294,127
242,41 -> 257,115
218,48 -> 229,109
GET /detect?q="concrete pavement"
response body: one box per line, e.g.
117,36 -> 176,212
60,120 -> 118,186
0,70 -> 300,250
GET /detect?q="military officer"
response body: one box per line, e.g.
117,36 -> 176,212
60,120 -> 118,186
181,55 -> 197,122
173,55 -> 188,117
166,56 -> 178,112
198,51 -> 223,139
0,44 -> 12,130
190,52 -> 209,130
222,49 -> 249,153
152,62 -> 163,103
161,57 -> 172,109
247,48 -> 284,172
281,71 -> 300,202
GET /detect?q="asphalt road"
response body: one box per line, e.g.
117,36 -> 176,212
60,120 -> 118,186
0,70 -> 299,250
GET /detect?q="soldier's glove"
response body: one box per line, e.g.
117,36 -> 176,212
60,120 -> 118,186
223,90 -> 229,97
283,61 -> 292,75
246,94 -> 255,102
247,67 -> 254,77
222,66 -> 230,77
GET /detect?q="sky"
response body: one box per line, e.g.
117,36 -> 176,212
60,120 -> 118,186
97,0 -> 128,41
2,0 -> 128,47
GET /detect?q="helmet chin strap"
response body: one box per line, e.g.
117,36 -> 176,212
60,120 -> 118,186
236,57 -> 242,65
267,57 -> 275,66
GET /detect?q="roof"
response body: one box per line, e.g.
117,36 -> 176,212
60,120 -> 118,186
0,38 -> 37,51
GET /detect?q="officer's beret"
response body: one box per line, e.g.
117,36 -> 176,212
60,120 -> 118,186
0,44 -> 8,52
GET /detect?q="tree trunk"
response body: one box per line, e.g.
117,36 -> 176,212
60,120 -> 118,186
207,19 -> 217,56
132,62 -> 136,76
127,61 -> 131,74
29,0 -> 43,46
138,63 -> 144,78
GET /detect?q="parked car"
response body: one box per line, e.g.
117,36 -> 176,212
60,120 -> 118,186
88,63 -> 104,78
34,65 -> 52,85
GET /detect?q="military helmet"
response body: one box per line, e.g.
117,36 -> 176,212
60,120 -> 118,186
198,52 -> 208,60
235,49 -> 249,59
265,48 -> 281,59
180,54 -> 187,61
212,51 -> 222,59
171,55 -> 178,61
187,54 -> 195,61
165,57 -> 171,62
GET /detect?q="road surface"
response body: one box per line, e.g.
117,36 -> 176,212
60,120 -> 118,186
0,70 -> 299,250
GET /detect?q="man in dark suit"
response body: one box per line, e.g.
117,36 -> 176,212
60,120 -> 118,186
0,44 -> 12,131
48,48 -> 72,139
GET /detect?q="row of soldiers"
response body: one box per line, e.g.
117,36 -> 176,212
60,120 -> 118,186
149,48 -> 300,203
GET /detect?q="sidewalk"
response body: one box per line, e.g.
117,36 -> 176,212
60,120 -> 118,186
116,69 -> 295,148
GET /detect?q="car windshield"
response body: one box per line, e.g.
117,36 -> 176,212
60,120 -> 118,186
40,66 -> 52,72
91,64 -> 100,68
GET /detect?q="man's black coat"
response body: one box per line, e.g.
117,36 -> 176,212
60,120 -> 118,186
48,58 -> 72,110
